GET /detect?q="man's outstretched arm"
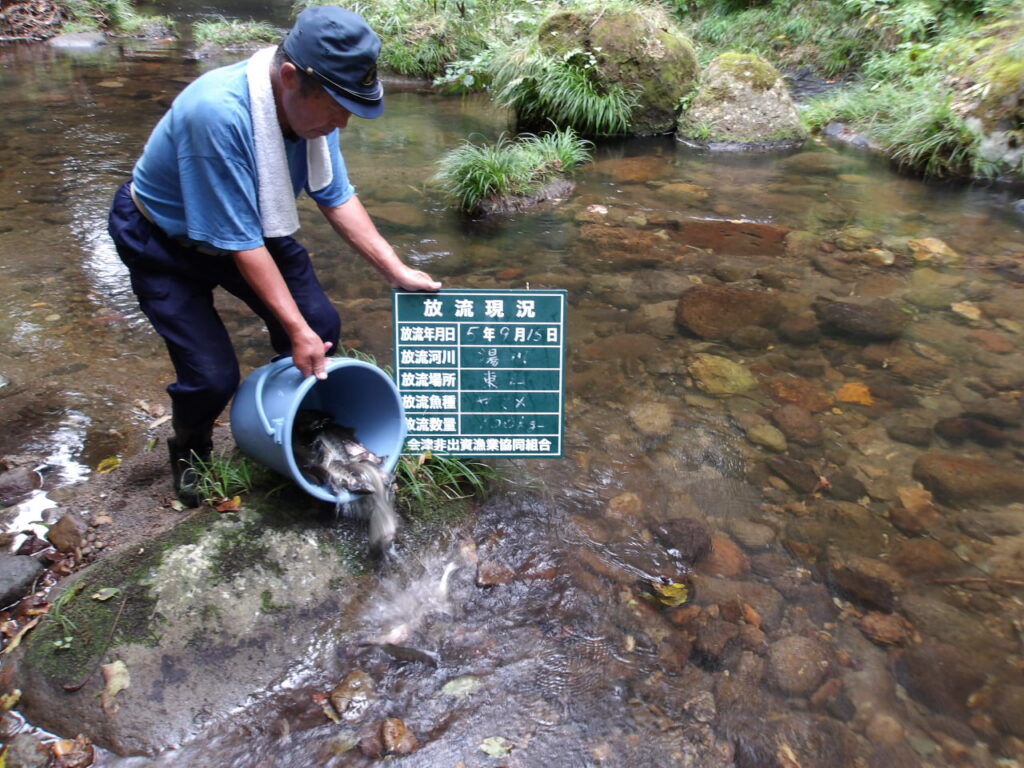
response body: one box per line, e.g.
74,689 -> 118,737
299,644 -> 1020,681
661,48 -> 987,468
319,196 -> 442,292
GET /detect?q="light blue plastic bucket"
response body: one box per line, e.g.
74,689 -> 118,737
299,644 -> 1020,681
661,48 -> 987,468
230,356 -> 407,504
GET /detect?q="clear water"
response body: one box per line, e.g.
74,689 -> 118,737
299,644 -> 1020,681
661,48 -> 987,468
2,31 -> 1024,768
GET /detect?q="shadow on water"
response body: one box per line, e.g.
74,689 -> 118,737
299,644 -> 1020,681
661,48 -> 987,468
2,28 -> 1024,768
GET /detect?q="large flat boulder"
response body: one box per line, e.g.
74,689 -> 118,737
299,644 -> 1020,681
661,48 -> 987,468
12,505 -> 368,755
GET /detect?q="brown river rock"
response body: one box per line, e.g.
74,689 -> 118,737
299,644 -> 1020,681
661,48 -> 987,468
671,218 -> 790,256
674,284 -> 784,340
912,453 -> 1024,504
381,718 -> 419,755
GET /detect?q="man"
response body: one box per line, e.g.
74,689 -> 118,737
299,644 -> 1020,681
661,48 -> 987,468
108,6 -> 440,506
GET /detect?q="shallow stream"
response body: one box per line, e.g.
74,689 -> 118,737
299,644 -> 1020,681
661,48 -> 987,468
2,21 -> 1024,768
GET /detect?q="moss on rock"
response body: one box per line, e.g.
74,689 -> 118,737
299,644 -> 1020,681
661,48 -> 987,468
945,18 -> 1024,175
536,7 -> 699,135
677,52 -> 807,150
23,511 -> 217,684
710,52 -> 780,92
14,498 -> 374,754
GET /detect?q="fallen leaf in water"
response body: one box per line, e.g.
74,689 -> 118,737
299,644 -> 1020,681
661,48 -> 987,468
442,676 -> 481,698
952,301 -> 982,321
777,743 -> 803,768
1,617 -> 39,655
148,415 -> 171,429
0,689 -> 20,713
101,660 -> 130,713
480,737 -> 513,757
216,496 -> 242,512
96,457 -> 121,474
91,588 -> 120,602
169,500 -> 185,512
18,595 -> 51,618
645,579 -> 691,608
313,692 -> 341,724
51,735 -> 94,768
835,381 -> 874,406
145,437 -> 158,452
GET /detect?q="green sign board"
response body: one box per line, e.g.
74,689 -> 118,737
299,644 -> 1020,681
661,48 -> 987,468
393,289 -> 567,457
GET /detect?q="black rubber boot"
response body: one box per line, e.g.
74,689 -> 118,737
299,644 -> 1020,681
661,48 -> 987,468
168,419 -> 213,508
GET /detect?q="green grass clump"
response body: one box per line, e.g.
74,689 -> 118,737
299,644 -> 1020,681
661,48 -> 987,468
433,128 -> 593,213
800,40 -> 999,179
487,42 -> 638,135
62,0 -> 173,34
193,17 -> 280,47
396,451 -> 499,511
192,450 -> 276,505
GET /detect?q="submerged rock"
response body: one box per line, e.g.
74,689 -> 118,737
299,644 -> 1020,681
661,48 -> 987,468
769,635 -> 832,697
912,453 -> 1024,504
894,640 -> 986,719
814,298 -> 909,341
675,285 -> 784,340
688,353 -> 757,395
677,53 -> 808,151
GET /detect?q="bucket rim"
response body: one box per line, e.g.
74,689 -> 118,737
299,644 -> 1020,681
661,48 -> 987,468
279,357 -> 407,504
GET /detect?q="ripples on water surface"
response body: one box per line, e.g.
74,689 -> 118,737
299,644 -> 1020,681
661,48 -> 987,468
2,38 -> 1024,768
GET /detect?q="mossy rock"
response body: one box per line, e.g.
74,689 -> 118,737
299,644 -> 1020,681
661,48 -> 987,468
677,52 -> 808,151
945,18 -> 1024,176
12,501 -> 372,755
537,8 -> 699,135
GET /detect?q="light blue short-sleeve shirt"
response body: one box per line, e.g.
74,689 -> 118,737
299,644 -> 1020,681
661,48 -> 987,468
131,59 -> 355,252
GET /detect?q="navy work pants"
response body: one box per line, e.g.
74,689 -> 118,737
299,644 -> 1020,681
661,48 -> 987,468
107,181 -> 341,432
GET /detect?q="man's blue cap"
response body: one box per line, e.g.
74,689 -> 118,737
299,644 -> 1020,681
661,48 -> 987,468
282,6 -> 384,119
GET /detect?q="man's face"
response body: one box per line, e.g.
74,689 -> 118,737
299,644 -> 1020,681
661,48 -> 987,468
278,62 -> 352,139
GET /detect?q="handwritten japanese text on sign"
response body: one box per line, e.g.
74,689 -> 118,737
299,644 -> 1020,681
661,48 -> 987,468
393,289 -> 567,457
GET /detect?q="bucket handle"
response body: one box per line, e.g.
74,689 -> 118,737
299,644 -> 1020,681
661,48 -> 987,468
253,356 -> 307,444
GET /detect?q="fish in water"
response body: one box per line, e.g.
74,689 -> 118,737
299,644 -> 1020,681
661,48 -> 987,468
292,409 -> 399,555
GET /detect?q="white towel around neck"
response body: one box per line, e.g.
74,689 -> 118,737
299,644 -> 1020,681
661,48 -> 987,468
246,46 -> 333,238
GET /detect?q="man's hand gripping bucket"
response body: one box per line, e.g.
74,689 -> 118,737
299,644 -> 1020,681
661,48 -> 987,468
230,356 -> 407,504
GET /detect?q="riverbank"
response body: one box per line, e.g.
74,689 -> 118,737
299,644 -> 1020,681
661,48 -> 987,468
5,0 -> 1020,184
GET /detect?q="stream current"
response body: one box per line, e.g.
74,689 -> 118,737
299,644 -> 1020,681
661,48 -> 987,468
2,23 -> 1024,768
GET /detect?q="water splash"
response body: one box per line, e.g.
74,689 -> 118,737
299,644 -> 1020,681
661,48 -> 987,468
337,460 -> 399,557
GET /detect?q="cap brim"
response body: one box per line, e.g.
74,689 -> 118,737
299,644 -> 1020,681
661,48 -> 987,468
326,87 -> 384,119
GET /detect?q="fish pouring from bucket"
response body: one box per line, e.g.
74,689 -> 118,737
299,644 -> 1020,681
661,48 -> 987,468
292,409 -> 399,555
